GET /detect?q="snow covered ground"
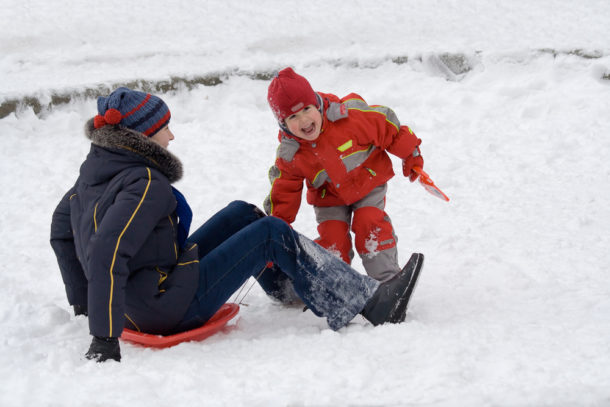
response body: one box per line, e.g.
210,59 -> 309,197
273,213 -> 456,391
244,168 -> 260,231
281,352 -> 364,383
1,1 -> 609,406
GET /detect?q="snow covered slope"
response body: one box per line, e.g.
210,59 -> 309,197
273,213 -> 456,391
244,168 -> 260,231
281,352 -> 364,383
1,1 -> 609,406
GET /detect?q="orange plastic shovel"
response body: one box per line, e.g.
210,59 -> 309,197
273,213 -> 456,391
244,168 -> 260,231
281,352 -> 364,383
413,166 -> 450,202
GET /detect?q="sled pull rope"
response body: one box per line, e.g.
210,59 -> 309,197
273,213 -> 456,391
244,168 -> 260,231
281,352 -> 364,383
231,262 -> 272,306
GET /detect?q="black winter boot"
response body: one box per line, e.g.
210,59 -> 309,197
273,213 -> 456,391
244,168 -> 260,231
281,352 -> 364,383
361,253 -> 424,326
388,253 -> 424,323
85,336 -> 121,362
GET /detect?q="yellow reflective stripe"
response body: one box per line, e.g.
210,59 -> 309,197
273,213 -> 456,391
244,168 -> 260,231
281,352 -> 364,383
176,260 -> 199,266
337,140 -> 353,152
69,194 -> 77,200
342,147 -> 371,160
348,107 -> 400,132
156,266 -> 168,285
124,313 -> 140,332
268,168 -> 282,214
107,167 -> 152,337
94,202 -> 99,232
343,98 -> 400,132
266,193 -> 273,214
312,169 -> 325,184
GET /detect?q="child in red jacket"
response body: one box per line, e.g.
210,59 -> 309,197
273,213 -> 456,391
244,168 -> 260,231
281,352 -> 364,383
264,67 -> 424,282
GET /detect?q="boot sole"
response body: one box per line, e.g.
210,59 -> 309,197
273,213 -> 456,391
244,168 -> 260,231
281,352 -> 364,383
388,253 -> 424,323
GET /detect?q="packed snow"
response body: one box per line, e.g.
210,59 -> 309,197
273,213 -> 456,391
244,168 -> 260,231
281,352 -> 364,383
1,1 -> 609,406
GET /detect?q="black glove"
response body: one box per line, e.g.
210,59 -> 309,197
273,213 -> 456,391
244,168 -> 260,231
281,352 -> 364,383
85,336 -> 121,362
73,304 -> 88,316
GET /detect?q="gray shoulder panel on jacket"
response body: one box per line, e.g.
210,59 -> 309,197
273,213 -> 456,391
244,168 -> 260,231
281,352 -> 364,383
326,102 -> 349,122
344,99 -> 401,128
277,137 -> 300,162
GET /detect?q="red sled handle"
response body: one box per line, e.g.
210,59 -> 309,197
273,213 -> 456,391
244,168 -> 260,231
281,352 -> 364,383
413,166 -> 450,202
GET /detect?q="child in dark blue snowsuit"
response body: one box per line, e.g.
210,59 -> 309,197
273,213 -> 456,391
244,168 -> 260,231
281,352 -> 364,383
50,88 -> 422,362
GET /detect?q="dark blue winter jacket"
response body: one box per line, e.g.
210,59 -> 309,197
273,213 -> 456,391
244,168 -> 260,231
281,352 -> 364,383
50,119 -> 199,337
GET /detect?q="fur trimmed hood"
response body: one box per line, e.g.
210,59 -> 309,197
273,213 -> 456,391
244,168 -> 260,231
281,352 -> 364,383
84,118 -> 183,183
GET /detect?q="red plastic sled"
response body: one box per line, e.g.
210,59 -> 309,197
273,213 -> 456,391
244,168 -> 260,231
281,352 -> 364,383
120,303 -> 239,349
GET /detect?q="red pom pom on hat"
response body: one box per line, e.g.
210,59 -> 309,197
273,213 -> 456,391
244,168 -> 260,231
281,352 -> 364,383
93,109 -> 122,129
104,108 -> 122,125
93,114 -> 106,129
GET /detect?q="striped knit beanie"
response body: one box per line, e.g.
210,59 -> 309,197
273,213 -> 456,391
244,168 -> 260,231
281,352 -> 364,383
267,67 -> 319,123
94,87 -> 171,137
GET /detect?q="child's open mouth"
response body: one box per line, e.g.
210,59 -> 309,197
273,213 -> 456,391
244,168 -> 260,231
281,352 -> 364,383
302,123 -> 316,135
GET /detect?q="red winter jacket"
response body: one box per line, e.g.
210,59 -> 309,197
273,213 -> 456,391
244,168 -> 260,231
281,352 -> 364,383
264,92 -> 421,224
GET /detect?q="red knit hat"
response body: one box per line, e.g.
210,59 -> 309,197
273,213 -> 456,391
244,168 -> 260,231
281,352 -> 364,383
267,67 -> 319,122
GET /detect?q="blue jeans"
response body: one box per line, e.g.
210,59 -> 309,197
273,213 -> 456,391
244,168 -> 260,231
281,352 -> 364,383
174,201 -> 379,332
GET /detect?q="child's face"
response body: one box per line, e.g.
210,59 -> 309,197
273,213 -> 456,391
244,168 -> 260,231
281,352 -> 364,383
284,105 -> 322,141
150,125 -> 174,149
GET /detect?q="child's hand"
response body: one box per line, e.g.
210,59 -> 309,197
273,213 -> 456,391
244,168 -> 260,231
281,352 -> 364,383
402,147 -> 424,182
